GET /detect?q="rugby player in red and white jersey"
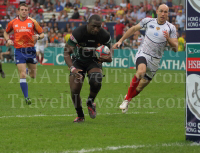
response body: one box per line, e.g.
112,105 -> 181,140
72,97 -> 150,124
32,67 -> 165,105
113,4 -> 178,113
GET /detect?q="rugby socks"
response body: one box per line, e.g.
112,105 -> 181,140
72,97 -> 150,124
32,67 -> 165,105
20,78 -> 28,98
130,89 -> 140,99
125,75 -> 140,101
75,107 -> 84,117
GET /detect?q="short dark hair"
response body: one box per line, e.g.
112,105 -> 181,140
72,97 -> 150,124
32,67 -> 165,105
88,14 -> 101,23
18,3 -> 29,10
182,32 -> 186,36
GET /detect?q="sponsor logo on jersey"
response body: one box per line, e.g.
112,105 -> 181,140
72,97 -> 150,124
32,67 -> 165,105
15,24 -> 18,27
154,32 -> 159,36
79,43 -> 87,47
156,27 -> 160,30
16,29 -> 31,33
28,23 -> 32,27
82,47 -> 96,52
70,35 -> 78,43
188,0 -> 200,13
187,74 -> 200,120
149,25 -> 155,29
88,40 -> 95,42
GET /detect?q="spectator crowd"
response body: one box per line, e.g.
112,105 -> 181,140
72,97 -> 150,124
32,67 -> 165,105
0,0 -> 186,51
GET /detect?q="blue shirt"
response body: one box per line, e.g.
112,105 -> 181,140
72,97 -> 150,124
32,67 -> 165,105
56,5 -> 63,12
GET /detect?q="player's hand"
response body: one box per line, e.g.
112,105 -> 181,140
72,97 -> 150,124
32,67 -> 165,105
98,53 -> 112,62
112,41 -> 122,49
6,39 -> 14,46
71,68 -> 83,79
32,35 -> 39,43
163,30 -> 169,41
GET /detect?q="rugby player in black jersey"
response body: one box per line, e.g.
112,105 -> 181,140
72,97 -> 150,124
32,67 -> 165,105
64,15 -> 112,122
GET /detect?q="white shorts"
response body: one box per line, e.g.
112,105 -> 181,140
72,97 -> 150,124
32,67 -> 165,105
134,51 -> 161,79
36,45 -> 45,53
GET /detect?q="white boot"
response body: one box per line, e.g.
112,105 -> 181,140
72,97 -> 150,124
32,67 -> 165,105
119,100 -> 129,113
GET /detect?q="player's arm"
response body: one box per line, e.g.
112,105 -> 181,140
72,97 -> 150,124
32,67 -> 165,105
113,23 -> 141,48
64,36 -> 83,79
64,43 -> 74,68
166,37 -> 178,52
163,26 -> 178,52
4,22 -> 14,46
4,31 -> 10,42
38,33 -> 44,39
32,19 -> 44,42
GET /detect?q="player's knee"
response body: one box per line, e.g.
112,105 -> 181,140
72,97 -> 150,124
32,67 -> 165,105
29,73 -> 36,79
71,88 -> 80,95
137,70 -> 146,78
88,72 -> 103,93
20,72 -> 26,78
70,89 -> 80,100
29,72 -> 36,78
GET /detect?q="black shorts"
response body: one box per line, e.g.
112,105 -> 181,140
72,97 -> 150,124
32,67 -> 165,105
70,57 -> 102,77
136,56 -> 147,70
136,56 -> 152,81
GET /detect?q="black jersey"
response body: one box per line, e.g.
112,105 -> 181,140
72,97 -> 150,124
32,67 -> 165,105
67,25 -> 111,61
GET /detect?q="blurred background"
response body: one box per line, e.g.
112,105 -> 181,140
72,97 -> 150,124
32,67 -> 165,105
0,0 -> 186,64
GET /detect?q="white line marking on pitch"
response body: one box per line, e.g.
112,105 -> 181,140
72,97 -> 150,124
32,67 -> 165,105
61,142 -> 200,153
0,112 -> 157,119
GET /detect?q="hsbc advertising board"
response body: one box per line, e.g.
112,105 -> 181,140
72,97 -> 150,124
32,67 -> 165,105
186,0 -> 200,142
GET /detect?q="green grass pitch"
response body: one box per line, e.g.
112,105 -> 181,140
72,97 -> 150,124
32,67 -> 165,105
0,63 -> 199,153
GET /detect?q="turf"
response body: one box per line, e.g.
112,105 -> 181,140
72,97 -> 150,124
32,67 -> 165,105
0,63 -> 199,153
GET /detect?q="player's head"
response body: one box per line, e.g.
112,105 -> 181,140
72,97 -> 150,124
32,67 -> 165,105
87,15 -> 102,35
156,4 -> 169,24
18,3 -> 29,18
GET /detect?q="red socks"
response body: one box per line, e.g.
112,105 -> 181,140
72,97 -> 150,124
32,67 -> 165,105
125,75 -> 140,101
131,89 -> 140,99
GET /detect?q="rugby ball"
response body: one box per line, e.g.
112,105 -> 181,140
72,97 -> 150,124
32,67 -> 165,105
95,45 -> 110,58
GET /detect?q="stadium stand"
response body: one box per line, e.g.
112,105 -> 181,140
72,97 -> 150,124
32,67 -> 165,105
0,0 -> 186,51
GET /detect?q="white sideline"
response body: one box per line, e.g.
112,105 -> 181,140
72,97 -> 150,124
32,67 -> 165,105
62,142 -> 200,153
0,112 -> 157,119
